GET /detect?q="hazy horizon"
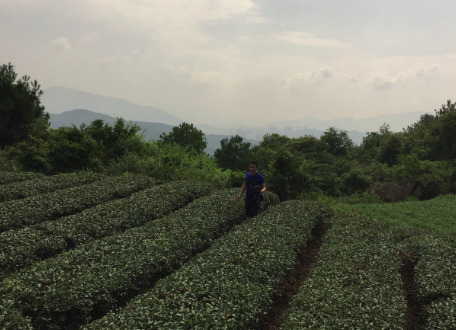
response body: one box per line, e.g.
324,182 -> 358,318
2,0 -> 455,126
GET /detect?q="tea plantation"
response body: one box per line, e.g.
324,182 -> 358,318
0,172 -> 455,329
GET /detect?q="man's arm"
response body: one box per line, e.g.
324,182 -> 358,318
236,183 -> 247,202
260,183 -> 266,194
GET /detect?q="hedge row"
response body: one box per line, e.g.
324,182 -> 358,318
0,172 -> 105,202
0,181 -> 213,281
0,190 -> 279,329
83,200 -> 332,330
399,233 -> 456,329
0,171 -> 44,185
0,175 -> 155,233
281,213 -> 407,329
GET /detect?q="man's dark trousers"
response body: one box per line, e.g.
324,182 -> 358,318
245,198 -> 260,218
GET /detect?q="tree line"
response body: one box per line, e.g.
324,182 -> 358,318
2,63 -> 456,202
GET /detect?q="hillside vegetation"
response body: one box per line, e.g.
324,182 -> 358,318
2,63 -> 456,203
1,63 -> 456,329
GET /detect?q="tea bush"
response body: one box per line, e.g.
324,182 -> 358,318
399,233 -> 456,329
0,181 -> 213,280
83,200 -> 331,330
425,298 -> 456,329
0,171 -> 44,185
0,190 -> 279,329
0,172 -> 104,202
281,214 -> 406,329
0,175 -> 155,233
350,194 -> 456,233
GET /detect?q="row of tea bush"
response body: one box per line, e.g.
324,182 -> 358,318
83,200 -> 331,329
281,213 -> 407,329
0,172 -> 105,202
0,181 -> 213,280
0,189 -> 279,329
0,175 -> 155,233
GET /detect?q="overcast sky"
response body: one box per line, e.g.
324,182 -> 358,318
1,0 -> 456,126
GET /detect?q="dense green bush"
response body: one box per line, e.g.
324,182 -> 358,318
0,190 -> 279,329
338,167 -> 373,194
282,214 -> 406,329
83,200 -> 331,330
0,171 -> 44,185
103,143 -> 236,188
47,125 -> 102,173
0,181 -> 213,281
0,172 -> 104,202
0,175 -> 155,233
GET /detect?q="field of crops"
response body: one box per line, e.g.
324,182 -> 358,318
0,171 -> 455,329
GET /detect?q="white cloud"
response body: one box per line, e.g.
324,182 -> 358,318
51,37 -> 71,51
272,31 -> 349,48
83,0 -> 257,51
370,64 -> 440,90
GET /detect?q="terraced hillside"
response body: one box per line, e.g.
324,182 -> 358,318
0,171 -> 455,329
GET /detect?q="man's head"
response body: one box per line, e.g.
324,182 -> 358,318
249,160 -> 259,174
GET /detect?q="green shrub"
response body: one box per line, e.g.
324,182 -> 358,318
0,190 -> 279,329
282,214 -> 406,329
0,171 -> 44,185
0,175 -> 155,233
339,167 -> 373,194
103,144 -> 234,189
370,179 -> 415,202
83,200 -> 331,330
0,181 -> 213,280
0,172 -> 104,202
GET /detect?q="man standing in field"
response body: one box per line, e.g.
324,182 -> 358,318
236,160 -> 266,218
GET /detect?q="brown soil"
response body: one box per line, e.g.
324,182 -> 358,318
400,252 -> 424,330
252,219 -> 328,330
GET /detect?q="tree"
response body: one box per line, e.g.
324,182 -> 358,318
430,106 -> 456,160
268,148 -> 307,201
290,135 -> 327,154
320,127 -> 353,156
377,133 -> 405,166
47,125 -> 101,173
214,135 -> 251,171
259,133 -> 291,150
84,118 -> 144,162
0,63 -> 49,149
160,122 -> 207,154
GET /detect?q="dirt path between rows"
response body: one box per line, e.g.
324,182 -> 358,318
252,219 -> 328,330
400,252 -> 424,330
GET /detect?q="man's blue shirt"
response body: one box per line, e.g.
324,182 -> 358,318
245,172 -> 265,200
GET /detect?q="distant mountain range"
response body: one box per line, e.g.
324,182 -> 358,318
49,109 -> 259,155
42,86 -> 430,149
42,86 -> 182,126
